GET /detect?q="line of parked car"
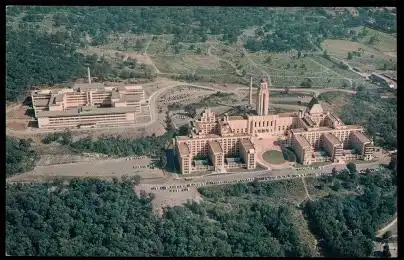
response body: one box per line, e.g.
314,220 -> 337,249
148,171 -> 334,192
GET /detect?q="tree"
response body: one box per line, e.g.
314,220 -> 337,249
346,162 -> 357,173
382,230 -> 392,242
265,56 -> 272,64
130,175 -> 141,185
196,48 -> 202,54
135,39 -> 144,51
388,155 -> 397,170
178,125 -> 191,136
6,136 -> 38,177
347,52 -> 353,60
323,50 -> 329,59
368,35 -> 380,45
382,243 -> 392,258
332,167 -> 338,176
332,180 -> 341,191
184,105 -> 197,118
297,51 -> 301,59
300,78 -> 312,88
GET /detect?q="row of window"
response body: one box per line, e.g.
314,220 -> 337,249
254,120 -> 277,128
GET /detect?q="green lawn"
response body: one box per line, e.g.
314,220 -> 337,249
262,150 -> 286,165
353,26 -> 397,53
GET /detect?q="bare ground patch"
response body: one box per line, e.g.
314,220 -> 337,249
7,121 -> 28,131
10,157 -> 164,181
126,52 -> 154,65
135,184 -> 204,216
182,55 -> 221,69
6,105 -> 31,120
384,51 -> 397,58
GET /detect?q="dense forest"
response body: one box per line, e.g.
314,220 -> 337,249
305,169 -> 397,257
6,167 -> 396,256
42,128 -> 176,158
5,28 -> 86,101
5,178 -> 310,256
339,88 -> 397,149
6,136 -> 39,177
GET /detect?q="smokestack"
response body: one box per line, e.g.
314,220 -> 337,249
87,67 -> 91,84
249,76 -> 253,106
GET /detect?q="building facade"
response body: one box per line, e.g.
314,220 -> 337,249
32,83 -> 146,129
175,76 -> 375,174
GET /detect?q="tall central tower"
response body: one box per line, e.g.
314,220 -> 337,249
256,77 -> 270,116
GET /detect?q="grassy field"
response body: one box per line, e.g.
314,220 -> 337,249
318,91 -> 352,101
322,36 -> 396,72
353,26 -> 397,53
73,29 -> 387,90
262,150 -> 286,165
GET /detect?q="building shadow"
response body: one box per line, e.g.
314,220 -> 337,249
22,96 -> 32,106
28,121 -> 38,128
25,108 -> 36,117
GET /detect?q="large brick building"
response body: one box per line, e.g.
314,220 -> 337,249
175,77 -> 375,174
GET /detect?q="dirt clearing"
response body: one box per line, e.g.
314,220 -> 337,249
8,157 -> 164,183
7,121 -> 28,130
135,184 -> 204,216
183,55 -> 221,69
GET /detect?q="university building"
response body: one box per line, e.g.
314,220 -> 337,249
31,83 -> 146,129
175,77 -> 375,174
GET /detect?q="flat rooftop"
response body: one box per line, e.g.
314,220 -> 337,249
327,112 -> 343,123
229,115 -> 246,120
121,95 -> 143,102
178,142 -> 190,155
36,106 -> 137,118
73,83 -> 105,91
292,125 -> 363,133
240,138 -> 254,151
278,112 -> 297,117
323,133 -> 341,146
34,99 -> 50,107
351,131 -> 371,144
55,94 -> 64,102
294,134 -> 311,148
303,116 -> 315,127
209,141 -> 223,154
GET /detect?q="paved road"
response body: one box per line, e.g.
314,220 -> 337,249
376,216 -> 397,237
6,155 -> 390,196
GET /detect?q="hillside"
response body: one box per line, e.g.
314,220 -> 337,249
6,6 -> 396,101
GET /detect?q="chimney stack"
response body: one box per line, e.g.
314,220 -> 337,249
87,67 -> 91,84
249,76 -> 253,106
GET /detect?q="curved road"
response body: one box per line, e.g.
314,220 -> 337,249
376,215 -> 397,236
6,80 -> 358,138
